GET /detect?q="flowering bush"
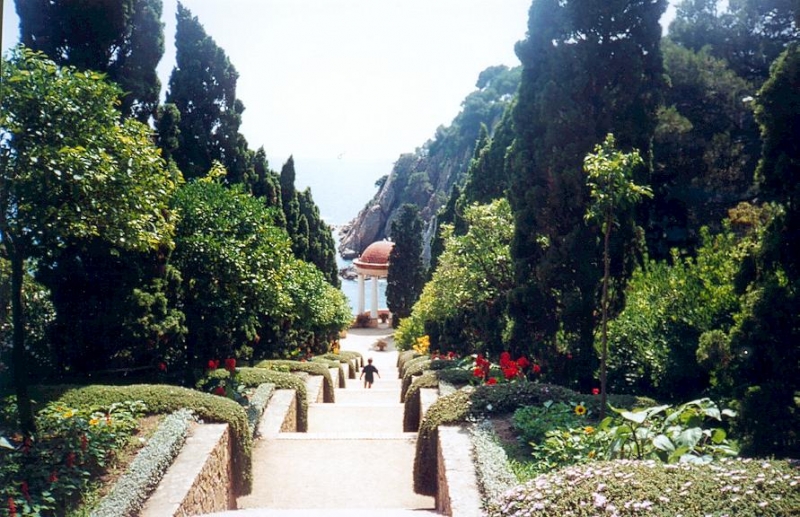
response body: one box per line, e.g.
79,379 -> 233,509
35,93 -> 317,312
413,335 -> 430,355
0,399 -> 146,516
472,352 -> 540,385
198,358 -> 248,405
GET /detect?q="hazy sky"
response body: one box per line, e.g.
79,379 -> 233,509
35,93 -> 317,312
1,1 -> 677,222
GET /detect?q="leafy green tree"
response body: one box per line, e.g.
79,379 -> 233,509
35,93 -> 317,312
297,189 -> 339,287
15,0 -> 165,122
507,0 -> 666,390
387,205 -> 426,328
280,156 -> 301,237
170,167 -> 293,377
0,48 -> 177,434
166,3 -> 252,181
584,134 -> 652,416
395,199 -> 515,356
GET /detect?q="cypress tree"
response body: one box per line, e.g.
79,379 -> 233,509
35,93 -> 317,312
387,205 -> 426,328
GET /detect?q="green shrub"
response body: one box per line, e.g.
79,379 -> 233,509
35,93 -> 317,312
235,368 -> 308,433
310,358 -> 346,388
413,381 -> 656,497
401,359 -> 431,402
414,389 -> 473,496
30,384 -> 254,495
513,401 -> 588,444
90,409 -> 194,517
396,350 -> 421,373
490,459 -> 800,516
403,371 -> 439,432
436,368 -> 474,387
317,351 -> 363,377
254,360 -> 335,403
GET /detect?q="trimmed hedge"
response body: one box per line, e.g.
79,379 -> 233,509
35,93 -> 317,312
310,358 -> 346,388
235,368 -> 309,432
246,384 -> 275,437
436,368 -> 474,387
254,360 -> 335,403
413,381 -> 657,497
491,458 -> 800,516
403,371 -> 439,432
400,358 -> 431,402
397,350 -> 421,373
319,351 -> 363,377
90,409 -> 195,517
31,384 -> 254,496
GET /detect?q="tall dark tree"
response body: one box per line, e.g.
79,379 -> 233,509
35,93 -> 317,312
387,205 -> 426,328
298,189 -> 340,287
15,0 -> 165,122
729,43 -> 800,457
506,0 -> 666,390
166,3 -> 252,181
279,156 -> 301,240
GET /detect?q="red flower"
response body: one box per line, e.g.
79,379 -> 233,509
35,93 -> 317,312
20,481 -> 30,501
49,471 -> 59,483
447,351 -> 456,360
473,367 -> 484,378
592,388 -> 600,395
499,351 -> 512,368
502,363 -> 519,380
208,359 -> 219,370
225,358 -> 236,372
213,386 -> 226,396
80,434 -> 88,451
517,356 -> 531,370
486,377 -> 498,385
475,354 -> 488,367
66,452 -> 76,468
532,364 -> 542,374
158,362 -> 167,372
8,497 -> 16,517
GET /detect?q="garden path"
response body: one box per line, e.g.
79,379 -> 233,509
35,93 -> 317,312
211,327 -> 437,516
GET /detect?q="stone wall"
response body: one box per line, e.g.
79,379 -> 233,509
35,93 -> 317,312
436,425 -> 483,517
141,424 -> 235,517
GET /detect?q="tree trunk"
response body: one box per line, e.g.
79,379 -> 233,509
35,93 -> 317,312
599,210 -> 612,419
9,247 -> 35,436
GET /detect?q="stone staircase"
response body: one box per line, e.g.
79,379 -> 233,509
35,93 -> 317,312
224,343 -> 438,516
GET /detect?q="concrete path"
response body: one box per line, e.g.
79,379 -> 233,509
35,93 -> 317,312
213,328 -> 437,516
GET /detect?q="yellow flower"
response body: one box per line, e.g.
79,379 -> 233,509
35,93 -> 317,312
588,450 -> 596,458
63,410 -> 74,419
574,404 -> 587,416
584,426 -> 595,434
89,418 -> 100,426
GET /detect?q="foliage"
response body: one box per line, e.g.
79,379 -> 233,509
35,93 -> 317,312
513,401 -> 588,445
495,458 -> 800,517
254,360 -> 335,403
469,420 -> 518,515
396,199 -> 514,356
16,0 -> 166,122
27,384 -> 253,495
233,367 -> 308,432
403,371 -> 439,432
506,0 -> 666,392
167,3 -> 253,182
400,359 -> 431,403
387,205 -> 426,328
0,47 -> 178,435
90,409 -> 194,517
197,358 -> 247,404
0,399 -> 147,516
244,384 -> 275,438
605,225 -> 747,400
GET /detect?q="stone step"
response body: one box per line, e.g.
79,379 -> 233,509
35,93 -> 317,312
206,509 -> 440,516
332,388 -> 401,405
239,437 -> 433,510
307,404 -> 404,433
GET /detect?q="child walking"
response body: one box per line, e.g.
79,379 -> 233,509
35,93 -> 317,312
360,358 -> 380,388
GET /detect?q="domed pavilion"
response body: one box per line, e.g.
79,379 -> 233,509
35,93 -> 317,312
353,240 -> 394,318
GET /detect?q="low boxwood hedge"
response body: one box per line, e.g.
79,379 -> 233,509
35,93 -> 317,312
310,358 -> 346,388
235,368 -> 309,432
413,381 -> 657,497
319,351 -> 363,377
403,371 -> 439,432
254,360 -> 335,403
90,409 -> 195,517
31,384 -> 254,496
397,350 -> 421,373
491,458 -> 800,516
401,358 -> 431,402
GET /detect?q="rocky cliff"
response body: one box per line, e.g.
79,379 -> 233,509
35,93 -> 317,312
338,65 -> 521,258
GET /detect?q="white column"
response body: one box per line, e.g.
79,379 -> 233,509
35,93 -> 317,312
370,276 -> 379,318
357,273 -> 365,315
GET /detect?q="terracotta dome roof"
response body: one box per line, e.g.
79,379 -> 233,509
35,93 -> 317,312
356,240 -> 394,266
